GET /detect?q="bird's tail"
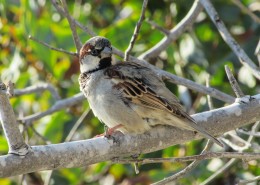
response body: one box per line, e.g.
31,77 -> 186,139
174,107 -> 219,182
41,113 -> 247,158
187,120 -> 223,147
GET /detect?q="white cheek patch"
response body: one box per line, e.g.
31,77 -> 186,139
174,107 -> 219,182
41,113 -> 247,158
80,55 -> 100,73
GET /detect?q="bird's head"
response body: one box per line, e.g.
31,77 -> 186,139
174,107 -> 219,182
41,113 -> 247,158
79,36 -> 112,74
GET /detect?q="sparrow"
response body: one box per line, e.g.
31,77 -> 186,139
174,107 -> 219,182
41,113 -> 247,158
78,36 -> 223,147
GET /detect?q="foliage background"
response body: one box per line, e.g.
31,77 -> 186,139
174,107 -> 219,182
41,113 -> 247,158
0,0 -> 259,184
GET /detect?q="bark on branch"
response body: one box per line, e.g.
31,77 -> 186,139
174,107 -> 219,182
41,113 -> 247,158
0,94 -> 259,177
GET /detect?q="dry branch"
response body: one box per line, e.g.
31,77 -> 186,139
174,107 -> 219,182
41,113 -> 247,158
200,121 -> 260,185
199,0 -> 260,80
28,35 -> 77,57
13,83 -> 61,100
124,0 -> 148,61
0,94 -> 259,177
139,0 -> 203,61
20,93 -> 84,124
60,0 -> 82,53
0,90 -> 29,155
113,47 -> 235,103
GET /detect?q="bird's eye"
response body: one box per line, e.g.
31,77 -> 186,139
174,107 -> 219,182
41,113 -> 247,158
91,48 -> 102,56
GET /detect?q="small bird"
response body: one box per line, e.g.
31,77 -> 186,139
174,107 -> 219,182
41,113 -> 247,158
78,36 -> 222,147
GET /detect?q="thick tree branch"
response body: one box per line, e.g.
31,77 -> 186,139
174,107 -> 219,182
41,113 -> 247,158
0,94 -> 259,177
0,90 -> 29,155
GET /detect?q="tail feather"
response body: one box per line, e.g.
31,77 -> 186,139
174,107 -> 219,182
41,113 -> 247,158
186,120 -> 223,147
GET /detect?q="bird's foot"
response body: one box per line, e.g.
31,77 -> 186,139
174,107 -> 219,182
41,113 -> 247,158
94,124 -> 123,138
235,95 -> 254,104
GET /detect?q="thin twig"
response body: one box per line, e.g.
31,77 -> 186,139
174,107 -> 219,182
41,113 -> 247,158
200,158 -> 236,185
60,0 -> 82,53
146,20 -> 170,35
13,83 -> 61,100
238,175 -> 260,185
231,0 -> 260,24
221,132 -> 251,151
139,0 -> 203,61
224,65 -> 244,98
236,128 -> 260,137
255,39 -> 260,66
20,93 -> 85,124
152,140 -> 214,185
124,0 -> 149,61
199,0 -> 260,80
200,122 -> 260,185
65,108 -> 91,142
28,35 -> 78,57
206,75 -> 214,110
30,125 -> 51,145
51,0 -> 96,37
161,70 -> 235,103
114,47 -> 235,103
0,89 -> 30,155
112,152 -> 259,165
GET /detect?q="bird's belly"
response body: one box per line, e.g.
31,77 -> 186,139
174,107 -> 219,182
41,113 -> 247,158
87,93 -> 151,134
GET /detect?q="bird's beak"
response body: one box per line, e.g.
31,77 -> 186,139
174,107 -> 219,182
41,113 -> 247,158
102,46 -> 112,54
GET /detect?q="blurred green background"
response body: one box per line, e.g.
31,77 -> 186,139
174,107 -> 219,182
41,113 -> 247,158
0,0 -> 259,184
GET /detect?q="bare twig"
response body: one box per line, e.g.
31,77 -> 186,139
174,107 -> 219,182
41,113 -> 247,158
13,83 -> 61,100
113,152 -> 259,166
206,75 -> 214,110
199,0 -> 260,80
139,0 -> 203,61
20,93 -> 85,124
51,0 -> 96,37
200,158 -> 236,185
231,0 -> 260,24
224,65 -> 244,98
114,47 -> 235,103
30,125 -> 51,145
124,0 -> 149,61
238,175 -> 260,185
28,35 -> 78,57
65,108 -> 91,142
60,0 -> 82,53
152,141 -> 214,185
200,122 -> 260,185
161,70 -> 235,103
0,89 -> 30,155
146,20 -> 170,35
255,39 -> 260,66
236,128 -> 260,137
221,132 -> 251,151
